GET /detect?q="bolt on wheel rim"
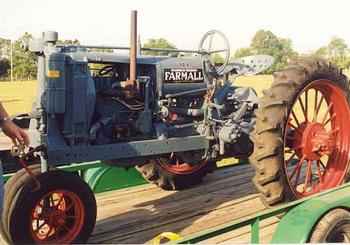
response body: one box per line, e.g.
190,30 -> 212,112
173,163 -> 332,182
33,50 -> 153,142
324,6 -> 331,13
30,190 -> 85,244
284,80 -> 350,198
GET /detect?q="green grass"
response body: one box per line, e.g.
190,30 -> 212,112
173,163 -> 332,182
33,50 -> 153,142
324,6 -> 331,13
235,75 -> 273,96
0,80 -> 37,116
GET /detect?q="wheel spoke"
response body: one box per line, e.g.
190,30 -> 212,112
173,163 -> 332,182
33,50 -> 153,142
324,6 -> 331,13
313,89 -> 318,122
305,89 -> 309,121
36,217 -> 40,230
316,161 -> 323,184
291,110 -> 300,127
56,194 -> 64,208
298,97 -> 308,121
289,155 -> 305,180
34,220 -> 47,232
288,122 -> 297,129
314,94 -> 324,122
319,159 -> 327,170
303,160 -> 312,192
284,148 -> 294,154
285,152 -> 297,166
321,102 -> 333,125
49,195 -> 55,207
294,163 -> 302,188
323,113 -> 336,127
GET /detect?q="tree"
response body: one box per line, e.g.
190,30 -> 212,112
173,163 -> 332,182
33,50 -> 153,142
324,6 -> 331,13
142,38 -> 176,56
314,46 -> 328,57
12,32 -> 37,80
313,37 -> 350,69
234,30 -> 298,73
234,47 -> 253,58
0,58 -> 10,78
212,53 -> 225,64
0,38 -> 11,79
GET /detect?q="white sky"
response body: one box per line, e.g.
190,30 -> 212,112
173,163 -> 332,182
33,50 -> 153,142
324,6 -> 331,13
1,0 -> 350,54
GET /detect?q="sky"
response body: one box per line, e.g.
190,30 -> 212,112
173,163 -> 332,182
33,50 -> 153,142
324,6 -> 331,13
1,0 -> 350,54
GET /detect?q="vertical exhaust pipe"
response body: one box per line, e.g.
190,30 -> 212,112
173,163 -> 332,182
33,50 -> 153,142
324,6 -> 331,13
129,10 -> 137,84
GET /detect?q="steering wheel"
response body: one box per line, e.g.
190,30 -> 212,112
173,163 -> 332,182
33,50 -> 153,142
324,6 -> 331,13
198,30 -> 230,77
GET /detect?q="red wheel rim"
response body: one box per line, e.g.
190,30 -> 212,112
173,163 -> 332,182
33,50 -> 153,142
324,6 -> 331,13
157,153 -> 207,175
30,190 -> 85,244
284,79 -> 350,198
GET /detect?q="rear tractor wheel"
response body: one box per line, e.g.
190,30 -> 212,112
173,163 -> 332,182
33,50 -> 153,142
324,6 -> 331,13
250,58 -> 350,205
2,167 -> 97,244
136,151 -> 215,190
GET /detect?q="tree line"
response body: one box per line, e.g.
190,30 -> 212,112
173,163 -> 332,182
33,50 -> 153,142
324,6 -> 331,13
1,30 -> 350,80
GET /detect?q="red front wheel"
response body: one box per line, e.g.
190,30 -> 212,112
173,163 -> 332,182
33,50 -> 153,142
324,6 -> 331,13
3,169 -> 96,244
30,190 -> 85,243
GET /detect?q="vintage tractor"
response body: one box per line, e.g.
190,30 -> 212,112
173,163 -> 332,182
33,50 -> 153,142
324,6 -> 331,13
2,10 -> 350,244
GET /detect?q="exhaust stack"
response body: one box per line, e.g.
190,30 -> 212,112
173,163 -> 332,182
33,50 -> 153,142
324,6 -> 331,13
129,10 -> 137,85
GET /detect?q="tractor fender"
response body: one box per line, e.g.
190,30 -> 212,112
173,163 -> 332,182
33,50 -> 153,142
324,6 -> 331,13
271,186 -> 350,243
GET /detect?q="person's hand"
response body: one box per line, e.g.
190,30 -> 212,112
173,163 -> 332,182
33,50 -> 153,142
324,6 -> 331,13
2,120 -> 30,146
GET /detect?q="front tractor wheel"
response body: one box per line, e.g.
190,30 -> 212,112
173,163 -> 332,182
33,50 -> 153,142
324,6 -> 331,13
136,152 -> 215,190
250,58 -> 350,206
3,168 -> 97,244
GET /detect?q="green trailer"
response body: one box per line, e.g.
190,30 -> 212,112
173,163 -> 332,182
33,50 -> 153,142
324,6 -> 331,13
3,158 -> 350,243
3,161 -> 147,193
163,182 -> 350,243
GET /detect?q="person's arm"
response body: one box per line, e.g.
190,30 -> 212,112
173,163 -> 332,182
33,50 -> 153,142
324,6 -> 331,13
0,103 -> 29,145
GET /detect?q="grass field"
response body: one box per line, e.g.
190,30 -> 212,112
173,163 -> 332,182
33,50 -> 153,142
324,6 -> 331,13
0,75 -> 273,116
0,80 -> 37,116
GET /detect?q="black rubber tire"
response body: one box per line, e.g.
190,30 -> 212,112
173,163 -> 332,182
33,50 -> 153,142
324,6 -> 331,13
136,160 -> 216,190
4,169 -> 96,244
249,58 -> 350,206
309,208 -> 350,243
1,164 -> 43,243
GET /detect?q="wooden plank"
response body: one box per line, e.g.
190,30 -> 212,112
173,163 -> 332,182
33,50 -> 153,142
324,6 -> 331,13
89,164 -> 279,244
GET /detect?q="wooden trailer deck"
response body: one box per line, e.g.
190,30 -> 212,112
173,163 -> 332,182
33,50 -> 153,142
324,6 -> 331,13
90,164 -> 280,244
0,135 -> 279,244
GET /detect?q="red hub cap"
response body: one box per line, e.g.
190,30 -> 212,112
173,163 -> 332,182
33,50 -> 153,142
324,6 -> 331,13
284,79 -> 350,198
293,122 -> 335,160
30,190 -> 85,244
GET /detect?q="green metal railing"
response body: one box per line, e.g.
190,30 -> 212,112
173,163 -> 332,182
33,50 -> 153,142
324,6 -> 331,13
172,182 -> 350,244
3,161 -> 102,182
3,161 -> 147,193
3,158 -> 246,191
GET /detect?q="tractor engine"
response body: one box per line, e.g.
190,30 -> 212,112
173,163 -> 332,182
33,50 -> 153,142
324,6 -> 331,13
28,24 -> 267,170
